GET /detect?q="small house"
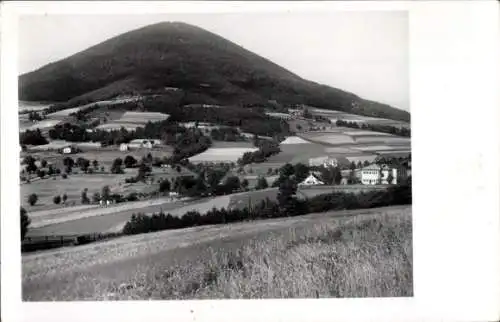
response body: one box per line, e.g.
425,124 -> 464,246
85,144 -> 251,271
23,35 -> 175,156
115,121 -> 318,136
299,173 -> 325,186
61,145 -> 77,154
119,143 -> 129,151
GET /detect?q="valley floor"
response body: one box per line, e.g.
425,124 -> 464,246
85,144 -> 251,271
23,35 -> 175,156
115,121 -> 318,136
22,205 -> 412,300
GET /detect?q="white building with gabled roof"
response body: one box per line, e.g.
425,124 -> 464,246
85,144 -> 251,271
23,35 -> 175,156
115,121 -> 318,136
299,173 -> 325,186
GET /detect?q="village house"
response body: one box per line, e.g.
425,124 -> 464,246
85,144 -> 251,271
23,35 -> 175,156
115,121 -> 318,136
127,139 -> 161,149
360,164 -> 398,185
119,143 -> 129,151
299,173 -> 325,186
60,145 -> 78,154
308,156 -> 350,168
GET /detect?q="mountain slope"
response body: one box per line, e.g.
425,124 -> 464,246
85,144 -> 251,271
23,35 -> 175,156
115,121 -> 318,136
19,22 -> 410,122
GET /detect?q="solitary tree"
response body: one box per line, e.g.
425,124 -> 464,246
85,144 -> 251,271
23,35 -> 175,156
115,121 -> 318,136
124,155 -> 137,168
277,178 -> 298,216
92,160 -> 99,170
53,195 -> 61,204
101,185 -> 111,201
81,188 -> 90,204
62,193 -> 68,204
111,158 -> 124,174
27,193 -> 38,206
256,176 -> 269,190
20,207 -> 30,241
92,192 -> 101,204
159,179 -> 171,193
293,163 -> 309,183
387,172 -> 394,185
241,178 -> 249,191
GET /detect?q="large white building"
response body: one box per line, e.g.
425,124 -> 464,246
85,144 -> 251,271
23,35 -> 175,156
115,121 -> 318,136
360,164 -> 398,185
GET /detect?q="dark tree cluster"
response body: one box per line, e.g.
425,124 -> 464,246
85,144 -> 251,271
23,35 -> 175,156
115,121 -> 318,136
20,129 -> 48,146
210,127 -> 245,141
336,119 -> 411,137
122,180 -> 412,235
238,140 -> 281,165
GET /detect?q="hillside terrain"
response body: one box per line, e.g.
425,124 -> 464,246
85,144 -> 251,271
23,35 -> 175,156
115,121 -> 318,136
19,22 -> 409,122
22,205 -> 411,300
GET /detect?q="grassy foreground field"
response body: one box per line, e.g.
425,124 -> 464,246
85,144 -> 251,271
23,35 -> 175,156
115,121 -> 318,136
22,205 -> 412,300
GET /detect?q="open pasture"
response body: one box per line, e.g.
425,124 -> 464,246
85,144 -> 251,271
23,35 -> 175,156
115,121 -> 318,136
301,133 -> 355,145
280,136 -> 312,145
27,195 -> 232,236
20,173 -> 131,209
350,145 -> 397,152
46,107 -> 82,118
19,101 -> 53,113
95,123 -> 144,131
74,147 -> 173,167
229,188 -> 279,210
189,147 -> 259,163
267,142 -> 328,164
211,141 -> 255,148
21,119 -> 61,132
353,136 -> 410,145
118,111 -> 170,124
26,198 -> 193,236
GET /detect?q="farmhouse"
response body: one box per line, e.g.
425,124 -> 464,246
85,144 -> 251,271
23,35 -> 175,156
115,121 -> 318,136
360,164 -> 398,185
127,139 -> 161,149
299,174 -> 325,186
119,143 -> 129,151
60,145 -> 78,154
308,156 -> 350,168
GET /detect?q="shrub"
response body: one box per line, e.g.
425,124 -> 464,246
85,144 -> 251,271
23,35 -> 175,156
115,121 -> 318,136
62,173 -> 68,179
20,207 -> 30,240
28,193 -> 38,206
53,195 -> 61,204
126,192 -> 139,202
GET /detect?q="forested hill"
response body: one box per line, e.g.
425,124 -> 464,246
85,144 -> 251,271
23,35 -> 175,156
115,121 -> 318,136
19,21 -> 410,122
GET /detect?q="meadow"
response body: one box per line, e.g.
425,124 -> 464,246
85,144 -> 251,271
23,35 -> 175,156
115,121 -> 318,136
189,147 -> 259,163
21,172 -> 132,209
22,205 -> 412,300
26,193 -> 232,236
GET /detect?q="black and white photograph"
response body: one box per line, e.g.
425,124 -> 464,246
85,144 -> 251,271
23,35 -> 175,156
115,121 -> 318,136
2,2 -> 499,321
17,11 -> 413,301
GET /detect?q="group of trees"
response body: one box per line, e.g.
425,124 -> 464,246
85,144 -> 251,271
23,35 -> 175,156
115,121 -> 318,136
238,140 -> 281,165
336,119 -> 411,137
28,111 -> 44,122
53,194 -> 68,205
20,129 -> 48,146
122,178 -> 412,235
270,162 -> 311,188
209,127 -> 245,141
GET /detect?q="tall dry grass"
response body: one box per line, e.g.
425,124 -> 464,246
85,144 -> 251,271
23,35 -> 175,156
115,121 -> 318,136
107,208 -> 412,299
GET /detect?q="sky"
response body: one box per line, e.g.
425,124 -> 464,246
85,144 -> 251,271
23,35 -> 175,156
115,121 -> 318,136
18,12 -> 409,111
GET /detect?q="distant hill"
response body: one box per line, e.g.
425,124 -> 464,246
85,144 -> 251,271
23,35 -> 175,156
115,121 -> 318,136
19,22 -> 410,122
